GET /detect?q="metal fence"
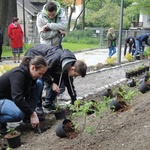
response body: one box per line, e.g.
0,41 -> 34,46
28,28 -> 150,47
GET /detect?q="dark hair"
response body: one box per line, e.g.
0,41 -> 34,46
22,56 -> 47,69
45,1 -> 57,12
74,60 -> 87,77
12,17 -> 19,23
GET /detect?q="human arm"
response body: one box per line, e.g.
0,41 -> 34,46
108,33 -> 116,41
8,24 -> 14,40
10,70 -> 34,116
64,76 -> 77,105
36,9 -> 67,40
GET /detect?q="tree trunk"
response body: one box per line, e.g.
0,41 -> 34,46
0,0 -> 17,45
67,0 -> 76,32
81,0 -> 85,30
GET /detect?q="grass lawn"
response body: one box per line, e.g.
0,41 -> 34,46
2,43 -> 99,57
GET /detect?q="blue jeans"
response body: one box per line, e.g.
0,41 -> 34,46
108,46 -> 116,57
134,40 -> 145,57
33,79 -> 44,107
0,99 -> 24,124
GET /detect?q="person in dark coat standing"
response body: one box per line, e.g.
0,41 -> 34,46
8,17 -> 24,63
25,44 -> 87,112
0,25 -> 3,62
124,36 -> 135,56
134,33 -> 150,57
0,56 -> 47,135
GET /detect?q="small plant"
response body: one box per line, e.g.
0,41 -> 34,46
0,64 -> 17,74
124,53 -> 133,61
143,47 -> 150,57
6,128 -> 19,136
4,128 -> 21,148
105,56 -> 117,65
55,104 -> 64,111
116,86 -> 137,104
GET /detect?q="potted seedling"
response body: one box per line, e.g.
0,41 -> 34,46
125,69 -> 133,78
138,76 -> 150,93
53,104 -> 66,120
4,128 -> 21,148
109,86 -> 136,112
55,119 -> 78,139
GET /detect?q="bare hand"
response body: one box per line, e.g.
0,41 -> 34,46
59,30 -> 66,35
41,25 -> 48,32
30,112 -> 39,128
52,83 -> 60,93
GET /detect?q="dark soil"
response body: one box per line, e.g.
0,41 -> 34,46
1,60 -> 150,150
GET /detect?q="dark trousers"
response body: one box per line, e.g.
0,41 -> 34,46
124,43 -> 133,56
0,43 -> 2,60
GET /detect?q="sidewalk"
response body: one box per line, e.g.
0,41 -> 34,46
75,48 -> 126,66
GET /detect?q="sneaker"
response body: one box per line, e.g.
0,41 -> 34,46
0,60 -> 2,62
35,107 -> 45,122
43,103 -> 56,114
35,107 -> 45,116
0,123 -> 7,135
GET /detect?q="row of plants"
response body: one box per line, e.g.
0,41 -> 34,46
55,84 -> 137,142
125,64 -> 149,79
55,70 -> 150,146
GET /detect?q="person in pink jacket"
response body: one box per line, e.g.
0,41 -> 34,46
8,17 -> 24,63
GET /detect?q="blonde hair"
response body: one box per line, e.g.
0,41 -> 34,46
107,27 -> 115,36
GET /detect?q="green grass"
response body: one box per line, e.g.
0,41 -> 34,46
62,42 -> 99,52
2,43 -> 99,57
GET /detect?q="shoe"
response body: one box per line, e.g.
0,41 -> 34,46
18,61 -> 20,63
43,102 -> 55,109
0,123 -> 7,135
14,60 -> 16,63
35,107 -> 45,116
0,60 -> 2,62
35,107 -> 45,122
43,103 -> 56,114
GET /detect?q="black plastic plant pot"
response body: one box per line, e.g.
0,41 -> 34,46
138,78 -> 150,93
136,55 -> 140,60
54,110 -> 66,120
55,119 -> 72,138
125,72 -> 132,79
127,79 -> 136,87
5,132 -> 21,148
101,88 -> 113,98
109,99 -> 122,112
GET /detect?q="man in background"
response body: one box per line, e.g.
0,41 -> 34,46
124,36 -> 135,56
36,1 -> 68,101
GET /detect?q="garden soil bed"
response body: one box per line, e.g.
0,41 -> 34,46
1,59 -> 150,150
1,90 -> 150,150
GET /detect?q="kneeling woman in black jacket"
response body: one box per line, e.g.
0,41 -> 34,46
0,56 -> 47,135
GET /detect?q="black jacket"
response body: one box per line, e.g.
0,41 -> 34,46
125,36 -> 135,48
0,29 -> 3,44
25,44 -> 77,101
0,64 -> 35,116
136,34 -> 150,46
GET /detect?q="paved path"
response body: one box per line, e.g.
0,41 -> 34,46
75,48 -> 126,66
0,48 -> 126,67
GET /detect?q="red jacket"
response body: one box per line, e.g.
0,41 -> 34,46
8,23 -> 24,48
